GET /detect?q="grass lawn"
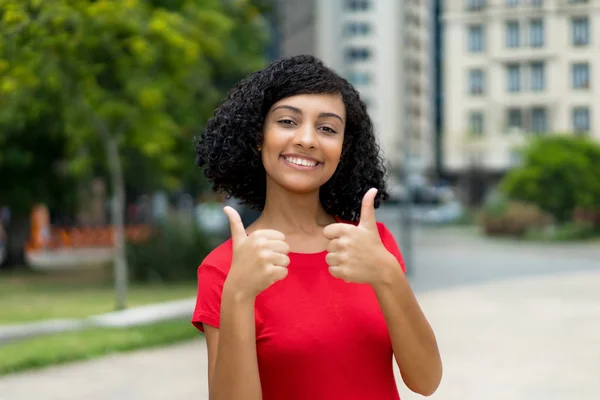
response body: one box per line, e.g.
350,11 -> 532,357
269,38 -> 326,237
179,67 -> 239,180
0,319 -> 201,375
0,269 -> 197,325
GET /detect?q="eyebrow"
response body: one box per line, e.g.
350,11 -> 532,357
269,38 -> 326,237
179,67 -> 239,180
271,105 -> 344,124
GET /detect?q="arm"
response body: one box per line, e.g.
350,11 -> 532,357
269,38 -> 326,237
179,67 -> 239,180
323,192 -> 441,395
372,251 -> 442,396
199,207 -> 289,400
207,285 -> 262,400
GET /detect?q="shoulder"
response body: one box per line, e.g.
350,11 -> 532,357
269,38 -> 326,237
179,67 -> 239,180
198,238 -> 233,276
375,221 -> 406,273
375,221 -> 395,242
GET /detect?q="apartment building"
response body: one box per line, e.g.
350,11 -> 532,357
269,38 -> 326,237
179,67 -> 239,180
442,0 -> 600,177
276,0 -> 436,177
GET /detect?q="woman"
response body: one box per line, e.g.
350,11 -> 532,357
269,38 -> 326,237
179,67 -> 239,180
192,55 -> 442,400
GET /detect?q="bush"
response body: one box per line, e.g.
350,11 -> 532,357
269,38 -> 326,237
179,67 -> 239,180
500,136 -> 600,222
479,194 -> 552,237
573,207 -> 600,229
525,221 -> 598,242
127,219 -> 218,283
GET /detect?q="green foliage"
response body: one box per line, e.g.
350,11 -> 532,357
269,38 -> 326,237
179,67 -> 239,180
0,319 -> 198,375
525,221 -> 599,242
500,136 -> 600,222
127,219 -> 217,283
479,193 -> 552,237
0,0 -> 269,198
0,112 -> 77,214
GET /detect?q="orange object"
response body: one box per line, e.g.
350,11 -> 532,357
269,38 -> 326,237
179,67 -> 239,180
25,203 -> 153,251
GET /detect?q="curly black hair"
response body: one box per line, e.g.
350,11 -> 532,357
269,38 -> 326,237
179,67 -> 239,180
195,54 -> 389,222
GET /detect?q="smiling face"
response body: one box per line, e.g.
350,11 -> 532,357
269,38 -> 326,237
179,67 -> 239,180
261,93 -> 346,195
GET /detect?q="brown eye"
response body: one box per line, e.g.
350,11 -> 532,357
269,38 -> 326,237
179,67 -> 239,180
278,119 -> 295,126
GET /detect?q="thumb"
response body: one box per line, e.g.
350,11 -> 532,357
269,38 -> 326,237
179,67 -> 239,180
358,188 -> 378,229
223,206 -> 246,245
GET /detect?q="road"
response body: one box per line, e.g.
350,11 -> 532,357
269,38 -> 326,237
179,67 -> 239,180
407,226 -> 600,291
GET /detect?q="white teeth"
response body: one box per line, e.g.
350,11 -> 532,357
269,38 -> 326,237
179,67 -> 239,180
284,156 -> 318,167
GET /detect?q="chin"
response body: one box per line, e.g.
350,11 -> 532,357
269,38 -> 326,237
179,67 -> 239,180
273,176 -> 328,195
282,182 -> 322,194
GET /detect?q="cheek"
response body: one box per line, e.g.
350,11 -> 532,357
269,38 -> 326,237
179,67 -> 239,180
327,137 -> 344,165
261,146 -> 281,176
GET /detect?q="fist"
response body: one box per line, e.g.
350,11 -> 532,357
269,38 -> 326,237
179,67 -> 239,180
223,206 -> 290,300
324,188 -> 388,285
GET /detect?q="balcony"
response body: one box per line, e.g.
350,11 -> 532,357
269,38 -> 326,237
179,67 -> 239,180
562,0 -> 589,4
557,0 -> 591,11
469,86 -> 485,96
573,37 -> 589,47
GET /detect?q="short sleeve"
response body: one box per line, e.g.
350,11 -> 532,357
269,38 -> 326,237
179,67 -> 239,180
377,222 -> 407,274
191,263 -> 226,332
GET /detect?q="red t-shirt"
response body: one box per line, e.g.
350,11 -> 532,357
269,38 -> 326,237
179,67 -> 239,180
191,221 -> 406,400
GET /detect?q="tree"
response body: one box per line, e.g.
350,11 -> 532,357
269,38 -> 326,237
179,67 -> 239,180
0,0 -> 269,308
500,136 -> 600,222
0,105 -> 79,266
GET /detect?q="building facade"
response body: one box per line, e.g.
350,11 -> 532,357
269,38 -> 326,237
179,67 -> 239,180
276,0 -> 436,178
433,0 -> 444,175
442,0 -> 600,177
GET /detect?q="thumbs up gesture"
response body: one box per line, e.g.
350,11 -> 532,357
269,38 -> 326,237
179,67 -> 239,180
323,188 -> 389,285
223,206 -> 290,300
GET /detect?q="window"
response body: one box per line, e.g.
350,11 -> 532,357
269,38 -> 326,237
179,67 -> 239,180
572,17 -> 589,46
530,62 -> 545,91
345,47 -> 371,62
531,107 -> 547,133
573,107 -> 590,133
346,0 -> 370,11
507,108 -> 523,130
530,0 -> 543,6
467,0 -> 487,11
469,112 -> 485,135
409,59 -> 421,73
507,64 -> 521,92
506,21 -> 520,48
347,71 -> 372,86
529,19 -> 544,47
469,69 -> 485,95
468,25 -> 485,52
569,0 -> 589,4
572,63 -> 590,89
468,151 -> 485,166
344,22 -> 371,37
506,0 -> 519,6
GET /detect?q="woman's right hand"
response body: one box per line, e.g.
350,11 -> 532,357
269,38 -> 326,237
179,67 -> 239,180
222,206 -> 290,301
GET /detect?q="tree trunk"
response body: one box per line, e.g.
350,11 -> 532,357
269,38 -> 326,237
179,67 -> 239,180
4,213 -> 30,269
106,136 -> 128,310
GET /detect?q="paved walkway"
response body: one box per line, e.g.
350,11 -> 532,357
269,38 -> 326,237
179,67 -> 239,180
2,269 -> 600,400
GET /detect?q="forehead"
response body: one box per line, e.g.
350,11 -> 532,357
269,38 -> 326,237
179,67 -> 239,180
269,93 -> 346,117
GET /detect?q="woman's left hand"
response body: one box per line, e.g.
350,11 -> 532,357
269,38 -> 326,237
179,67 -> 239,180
323,188 -> 394,286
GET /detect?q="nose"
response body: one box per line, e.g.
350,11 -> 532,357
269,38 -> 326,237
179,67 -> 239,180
294,123 -> 317,149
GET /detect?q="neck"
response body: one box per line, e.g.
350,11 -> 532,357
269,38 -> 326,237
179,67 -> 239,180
257,185 -> 334,234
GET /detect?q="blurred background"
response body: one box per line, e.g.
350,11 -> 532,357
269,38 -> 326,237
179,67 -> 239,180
0,1 -> 599,399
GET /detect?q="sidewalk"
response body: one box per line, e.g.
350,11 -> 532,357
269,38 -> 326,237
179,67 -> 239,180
1,269 -> 599,400
398,269 -> 600,400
